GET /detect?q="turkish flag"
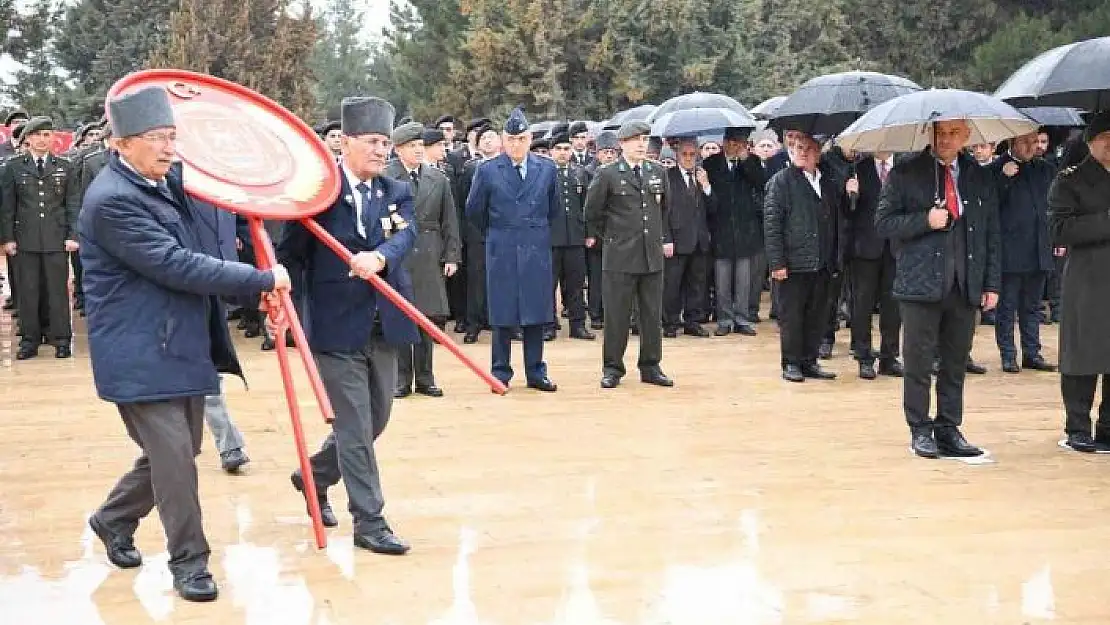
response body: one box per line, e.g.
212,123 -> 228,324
51,131 -> 74,154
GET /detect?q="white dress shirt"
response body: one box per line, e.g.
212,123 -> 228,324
803,168 -> 822,198
343,163 -> 372,238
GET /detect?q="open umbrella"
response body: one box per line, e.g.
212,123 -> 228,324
603,104 -> 657,130
836,89 -> 1039,153
995,36 -> 1110,111
1020,106 -> 1086,127
771,71 -> 922,136
750,96 -> 787,120
650,107 -> 756,138
647,92 -> 748,122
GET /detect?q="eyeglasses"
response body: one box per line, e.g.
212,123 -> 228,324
139,131 -> 177,145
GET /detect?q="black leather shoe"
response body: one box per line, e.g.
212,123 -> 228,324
510,329 -> 524,341
220,448 -> 249,473
818,343 -> 833,359
911,430 -> 939,458
569,326 -> 595,340
966,360 -> 987,374
174,571 -> 218,602
527,377 -> 557,392
640,370 -> 674,387
663,328 -> 678,338
736,324 -> 757,336
782,365 -> 805,383
802,363 -> 837,380
290,472 -> 338,527
600,374 -> 620,389
859,361 -> 876,380
354,527 -> 410,555
1022,356 -> 1057,372
416,385 -> 444,397
453,321 -> 466,333
1001,359 -> 1020,373
877,359 -> 904,377
89,515 -> 142,569
261,336 -> 276,351
543,328 -> 557,341
55,345 -> 72,358
683,324 -> 710,337
16,343 -> 37,360
935,427 -> 983,457
590,320 -> 604,330
714,326 -> 731,336
394,387 -> 412,399
1067,432 -> 1098,453
463,331 -> 480,344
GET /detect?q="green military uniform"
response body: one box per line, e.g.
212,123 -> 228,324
70,144 -> 111,312
584,129 -> 671,382
1048,152 -> 1110,444
0,127 -> 80,357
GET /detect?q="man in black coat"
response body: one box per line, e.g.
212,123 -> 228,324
990,131 -> 1057,373
547,131 -> 594,341
875,120 -> 1001,459
846,152 -> 903,379
764,133 -> 846,382
662,139 -> 712,338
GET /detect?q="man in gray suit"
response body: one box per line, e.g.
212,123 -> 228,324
385,121 -> 461,398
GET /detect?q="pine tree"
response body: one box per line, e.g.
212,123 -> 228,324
3,0 -> 83,124
309,0 -> 378,121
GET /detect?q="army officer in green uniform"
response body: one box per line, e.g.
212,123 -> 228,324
0,116 -> 79,359
584,121 -> 674,389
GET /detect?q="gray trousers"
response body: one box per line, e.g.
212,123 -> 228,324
304,335 -> 398,533
714,256 -> 754,330
749,251 -> 767,317
203,390 -> 245,454
602,269 -> 663,378
397,321 -> 443,391
96,397 -> 209,577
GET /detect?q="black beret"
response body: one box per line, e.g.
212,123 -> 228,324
476,125 -> 498,141
530,136 -> 550,151
10,122 -> 25,142
549,132 -> 571,147
568,121 -> 589,136
724,127 -> 752,141
467,117 -> 492,133
434,115 -> 456,127
4,109 -> 28,126
422,128 -> 446,145
549,122 -> 570,137
1084,111 -> 1110,142
318,120 -> 340,136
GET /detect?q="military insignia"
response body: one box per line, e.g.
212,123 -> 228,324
1061,165 -> 1078,176
618,162 -> 627,172
344,194 -> 353,204
381,216 -> 393,234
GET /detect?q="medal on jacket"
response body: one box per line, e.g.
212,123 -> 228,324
386,202 -> 408,237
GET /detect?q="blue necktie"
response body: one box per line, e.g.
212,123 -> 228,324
355,181 -> 374,239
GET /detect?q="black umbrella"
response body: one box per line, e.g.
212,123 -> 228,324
647,92 -> 748,122
1020,106 -> 1086,128
603,104 -> 657,130
771,71 -> 922,136
995,36 -> 1110,111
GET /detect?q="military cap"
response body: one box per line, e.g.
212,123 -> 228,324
530,136 -> 550,151
4,109 -> 28,126
724,127 -> 752,141
595,130 -> 619,150
391,121 -> 425,146
568,121 -> 589,137
316,119 -> 340,136
617,121 -> 651,141
504,107 -> 529,135
22,116 -> 53,135
476,125 -> 499,142
1084,111 -> 1110,142
422,128 -> 446,146
549,122 -> 570,137
467,117 -> 492,133
341,96 -> 394,137
434,115 -> 456,127
10,122 -> 25,143
549,132 -> 571,147
109,86 -> 175,138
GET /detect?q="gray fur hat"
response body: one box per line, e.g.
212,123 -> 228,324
341,96 -> 395,137
391,121 -> 425,146
109,86 -> 175,138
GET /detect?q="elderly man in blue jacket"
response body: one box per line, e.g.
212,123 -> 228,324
279,96 -> 419,556
78,86 -> 290,602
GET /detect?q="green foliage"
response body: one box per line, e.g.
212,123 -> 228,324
3,0 -> 86,126
309,0 -> 378,122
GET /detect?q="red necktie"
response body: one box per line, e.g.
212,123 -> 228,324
943,165 -> 959,220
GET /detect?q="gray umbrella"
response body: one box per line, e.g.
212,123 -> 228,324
995,36 -> 1110,111
1020,107 -> 1086,127
603,104 -> 657,130
771,71 -> 922,136
647,92 -> 748,122
650,107 -> 756,138
836,89 -> 1039,153
750,96 -> 787,120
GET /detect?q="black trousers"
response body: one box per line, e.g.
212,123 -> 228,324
850,254 -> 901,362
16,251 -> 70,345
822,271 -> 846,344
397,319 -> 445,390
1062,374 -> 1110,438
465,239 -> 487,331
777,270 -> 831,368
996,270 -> 1047,362
71,251 -> 84,305
663,252 -> 709,329
446,257 -> 467,323
602,270 -> 663,377
1047,253 -> 1065,317
551,246 -> 587,325
900,287 -> 977,431
586,246 -> 603,322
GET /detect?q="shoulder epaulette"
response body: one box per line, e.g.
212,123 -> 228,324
1060,165 -> 1079,177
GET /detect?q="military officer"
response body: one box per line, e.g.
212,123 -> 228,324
546,131 -> 594,341
1048,112 -> 1110,452
0,116 -> 80,359
584,121 -> 673,389
386,121 -> 461,398
568,121 -> 594,167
